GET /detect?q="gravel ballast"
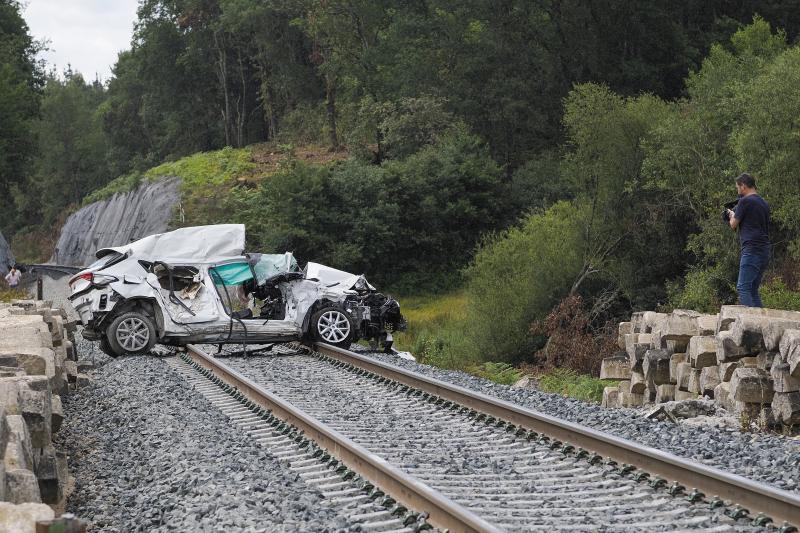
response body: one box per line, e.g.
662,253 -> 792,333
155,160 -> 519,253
57,354 -> 360,531
357,347 -> 800,494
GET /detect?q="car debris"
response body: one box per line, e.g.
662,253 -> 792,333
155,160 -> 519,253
68,224 -> 406,357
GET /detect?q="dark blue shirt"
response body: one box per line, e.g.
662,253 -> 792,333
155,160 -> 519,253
734,194 -> 770,251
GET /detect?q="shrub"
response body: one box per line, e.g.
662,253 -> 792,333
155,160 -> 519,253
537,368 -> 615,403
467,362 -> 523,385
462,201 -> 586,364
531,295 -> 617,377
761,277 -> 800,311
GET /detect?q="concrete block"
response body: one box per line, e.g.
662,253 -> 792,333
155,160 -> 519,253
630,312 -> 645,333
625,333 -> 652,371
718,305 -> 800,334
4,415 -> 33,471
762,320 -> 800,351
771,363 -> 800,393
780,329 -> 800,378
619,392 -> 644,407
601,387 -> 619,408
617,322 -> 632,349
655,384 -> 675,404
739,357 -> 758,368
0,502 -> 54,531
729,367 -> 774,404
772,391 -> 800,425
716,330 -> 756,364
4,469 -> 41,503
63,339 -> 76,362
718,362 -> 739,382
33,445 -> 61,504
687,368 -> 703,394
757,351 -> 777,371
630,371 -> 646,394
697,314 -> 718,335
77,361 -> 94,373
64,360 -> 77,383
617,380 -> 631,394
17,389 -> 51,448
643,349 -> 671,386
645,382 -> 657,403
699,366 -> 720,396
600,355 -> 631,380
688,335 -> 717,368
730,317 -> 767,351
675,362 -> 692,391
733,400 -> 763,419
714,382 -> 732,411
675,389 -> 698,401
76,374 -> 91,388
641,311 -> 668,333
50,395 -> 63,434
669,353 -> 687,383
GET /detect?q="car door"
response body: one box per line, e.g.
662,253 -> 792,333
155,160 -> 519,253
208,261 -> 300,341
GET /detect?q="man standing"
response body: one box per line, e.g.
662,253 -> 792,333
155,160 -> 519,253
726,173 -> 771,307
4,265 -> 21,288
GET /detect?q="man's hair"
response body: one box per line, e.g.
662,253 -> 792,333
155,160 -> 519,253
735,172 -> 757,189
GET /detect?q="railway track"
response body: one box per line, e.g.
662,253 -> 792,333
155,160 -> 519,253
175,342 -> 800,532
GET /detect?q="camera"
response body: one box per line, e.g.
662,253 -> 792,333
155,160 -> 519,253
722,199 -> 738,222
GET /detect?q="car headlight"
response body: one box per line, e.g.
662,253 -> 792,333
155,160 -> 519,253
354,276 -> 367,291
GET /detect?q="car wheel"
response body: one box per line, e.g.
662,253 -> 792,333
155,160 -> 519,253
310,307 -> 354,348
106,311 -> 157,356
98,336 -> 117,358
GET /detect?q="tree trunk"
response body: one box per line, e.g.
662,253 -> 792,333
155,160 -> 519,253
326,75 -> 339,150
213,30 -> 232,146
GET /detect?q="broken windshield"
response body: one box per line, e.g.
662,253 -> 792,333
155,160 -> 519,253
248,253 -> 300,284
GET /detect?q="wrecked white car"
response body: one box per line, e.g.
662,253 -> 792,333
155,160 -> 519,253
67,224 -> 406,357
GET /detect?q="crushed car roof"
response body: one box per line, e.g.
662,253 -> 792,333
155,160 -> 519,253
95,224 -> 246,264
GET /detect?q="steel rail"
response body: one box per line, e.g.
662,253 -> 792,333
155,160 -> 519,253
313,342 -> 800,528
184,344 -> 502,533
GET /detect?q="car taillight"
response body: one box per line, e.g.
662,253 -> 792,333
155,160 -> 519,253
69,272 -> 93,288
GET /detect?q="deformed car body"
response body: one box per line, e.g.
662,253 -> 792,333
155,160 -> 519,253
68,224 -> 406,357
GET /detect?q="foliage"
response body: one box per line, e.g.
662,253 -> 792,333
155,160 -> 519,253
531,295 -> 617,377
392,292 -> 468,353
247,128 -> 506,289
467,362 -> 522,386
0,287 -> 26,303
760,278 -> 800,312
462,201 -> 586,364
0,0 -> 44,231
19,71 -> 110,223
537,368 -> 615,404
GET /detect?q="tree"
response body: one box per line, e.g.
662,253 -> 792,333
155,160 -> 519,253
0,0 -> 43,231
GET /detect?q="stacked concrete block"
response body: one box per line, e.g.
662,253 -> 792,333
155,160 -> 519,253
606,306 -> 800,425
599,353 -> 633,407
0,300 -> 81,512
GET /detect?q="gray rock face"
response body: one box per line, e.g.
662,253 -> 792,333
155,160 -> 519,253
0,232 -> 14,274
50,177 -> 181,267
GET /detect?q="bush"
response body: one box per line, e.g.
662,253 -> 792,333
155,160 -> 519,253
531,295 -> 617,377
537,368 -> 615,403
462,201 -> 586,364
761,277 -> 800,311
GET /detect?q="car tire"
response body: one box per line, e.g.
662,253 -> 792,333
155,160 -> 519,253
98,336 -> 117,358
106,311 -> 157,356
310,306 -> 354,348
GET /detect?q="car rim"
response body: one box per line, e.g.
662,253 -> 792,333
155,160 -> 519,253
318,310 -> 350,344
116,317 -> 150,351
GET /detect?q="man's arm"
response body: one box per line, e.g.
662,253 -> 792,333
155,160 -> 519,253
728,210 -> 740,230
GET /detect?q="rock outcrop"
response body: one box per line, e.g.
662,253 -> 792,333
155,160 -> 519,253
51,177 -> 181,267
0,232 -> 14,274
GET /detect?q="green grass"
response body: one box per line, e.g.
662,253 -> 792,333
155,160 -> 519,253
82,146 -> 256,205
0,287 -> 27,302
536,368 -> 616,403
467,362 -> 523,385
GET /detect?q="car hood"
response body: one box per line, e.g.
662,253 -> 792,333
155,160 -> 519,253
305,262 -> 376,291
95,224 -> 246,264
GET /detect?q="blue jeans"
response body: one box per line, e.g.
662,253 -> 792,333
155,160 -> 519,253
737,247 -> 770,307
